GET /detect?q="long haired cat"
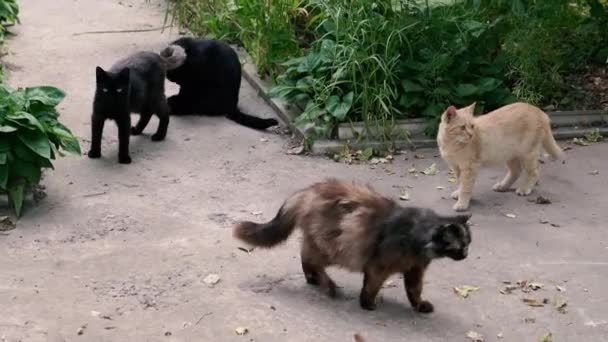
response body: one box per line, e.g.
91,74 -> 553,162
437,102 -> 564,211
233,179 -> 472,313
159,37 -> 279,130
88,52 -> 169,164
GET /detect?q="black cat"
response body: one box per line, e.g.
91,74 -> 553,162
160,37 -> 279,130
88,52 -> 170,164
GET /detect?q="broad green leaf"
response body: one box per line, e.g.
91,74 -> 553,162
25,86 -> 66,107
10,159 -> 41,185
8,181 -> 25,217
0,152 -> 6,165
7,111 -> 45,131
455,83 -> 479,97
402,79 -> 424,93
13,142 -> 37,162
18,129 -> 51,159
60,138 -> 81,156
476,78 -> 501,93
360,147 -> 374,161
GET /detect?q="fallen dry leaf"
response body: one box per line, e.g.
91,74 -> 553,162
572,137 -> 589,146
499,284 -> 519,295
505,213 -> 517,219
260,138 -> 268,142
436,186 -> 445,190
203,274 -> 220,286
524,317 -> 536,324
399,190 -> 410,201
235,327 -> 249,335
538,332 -> 553,342
238,247 -> 255,254
497,332 -> 504,339
0,216 -> 16,231
252,211 -> 263,216
563,146 -> 573,151
528,282 -> 543,291
414,153 -> 425,159
539,218 -> 550,224
529,196 -> 551,205
408,167 -> 417,173
77,324 -> 87,336
286,145 -> 305,155
589,170 -> 599,175
448,176 -> 457,183
454,285 -> 480,298
422,163 -> 439,176
556,285 -> 566,292
555,299 -> 568,314
466,330 -> 484,342
550,223 -> 561,228
523,297 -> 545,307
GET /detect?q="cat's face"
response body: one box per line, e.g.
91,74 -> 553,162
428,214 -> 472,261
440,103 -> 476,144
95,66 -> 130,101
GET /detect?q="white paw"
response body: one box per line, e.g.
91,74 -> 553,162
493,183 -> 508,192
453,201 -> 469,212
451,190 -> 460,200
516,187 -> 532,196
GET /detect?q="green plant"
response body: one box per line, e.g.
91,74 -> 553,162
0,0 -> 19,42
0,85 -> 81,216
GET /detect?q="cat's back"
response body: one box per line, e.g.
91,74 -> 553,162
109,51 -> 164,76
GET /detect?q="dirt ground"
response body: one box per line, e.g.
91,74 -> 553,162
1,1 -> 608,341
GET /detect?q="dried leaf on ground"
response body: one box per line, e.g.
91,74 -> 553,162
556,285 -> 566,292
286,145 -> 305,155
538,332 -> 553,342
260,138 -> 268,142
422,163 -> 439,176
252,211 -> 263,216
572,137 -> 589,146
0,216 -> 16,231
466,330 -> 484,342
203,274 -> 220,286
529,196 -> 551,204
527,282 -> 543,291
499,284 -> 519,294
539,218 -> 550,224
589,170 -> 599,175
238,247 -> 255,254
524,317 -> 536,324
523,297 -> 546,307
497,332 -> 504,339
454,285 -> 480,298
408,167 -> 417,173
414,153 -> 425,159
505,213 -> 517,219
448,176 -> 457,183
555,299 -> 568,314
235,327 -> 249,335
436,186 -> 445,190
585,129 -> 604,143
399,190 -> 410,201
77,324 -> 87,336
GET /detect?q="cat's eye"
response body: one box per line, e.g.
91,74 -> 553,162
116,88 -> 123,93
102,88 -> 108,93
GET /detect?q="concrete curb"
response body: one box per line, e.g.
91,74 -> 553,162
238,47 -> 608,155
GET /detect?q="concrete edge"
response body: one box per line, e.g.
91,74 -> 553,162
238,46 -> 608,155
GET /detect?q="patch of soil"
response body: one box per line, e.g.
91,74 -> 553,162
561,64 -> 608,111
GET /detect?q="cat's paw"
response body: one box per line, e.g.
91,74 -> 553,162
516,187 -> 532,196
131,126 -> 142,135
451,189 -> 460,200
151,133 -> 166,141
493,182 -> 509,192
453,201 -> 469,212
359,296 -> 377,311
415,300 -> 434,313
87,150 -> 101,159
118,155 -> 132,164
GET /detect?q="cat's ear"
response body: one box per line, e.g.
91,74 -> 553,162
96,66 -> 106,82
161,45 -> 187,70
445,105 -> 457,123
118,67 -> 130,81
464,102 -> 476,115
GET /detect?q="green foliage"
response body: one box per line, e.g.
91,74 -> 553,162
0,0 -> 19,43
0,85 -> 81,216
170,0 -> 608,142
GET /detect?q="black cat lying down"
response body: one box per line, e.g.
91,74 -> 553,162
160,37 -> 279,130
88,51 -> 169,164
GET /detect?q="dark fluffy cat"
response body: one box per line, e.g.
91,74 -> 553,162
88,51 -> 169,164
159,37 -> 279,130
233,179 -> 472,313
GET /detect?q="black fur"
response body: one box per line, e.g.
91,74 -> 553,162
88,52 -> 170,164
162,37 -> 279,130
377,207 -> 472,261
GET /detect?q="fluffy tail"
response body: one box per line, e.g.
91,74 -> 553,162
233,204 -> 297,248
543,127 -> 565,160
227,110 -> 279,130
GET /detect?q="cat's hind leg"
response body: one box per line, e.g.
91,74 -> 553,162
131,111 -> 153,136
301,237 -> 337,298
359,265 -> 391,310
493,158 -> 522,192
516,153 -> 540,196
151,98 -> 170,141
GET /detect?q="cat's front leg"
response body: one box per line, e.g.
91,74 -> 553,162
450,165 -> 461,200
116,115 -> 132,164
403,265 -> 433,313
359,266 -> 390,311
87,114 -> 104,159
453,165 -> 478,211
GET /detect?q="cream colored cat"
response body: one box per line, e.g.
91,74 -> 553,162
437,102 -> 564,211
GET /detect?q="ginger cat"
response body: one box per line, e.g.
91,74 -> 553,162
437,102 -> 564,211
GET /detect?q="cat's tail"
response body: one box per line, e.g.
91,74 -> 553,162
227,110 -> 279,130
542,126 -> 565,161
233,196 -> 300,248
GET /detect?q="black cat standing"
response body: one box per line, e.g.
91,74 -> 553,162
88,52 -> 170,164
160,37 -> 278,130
